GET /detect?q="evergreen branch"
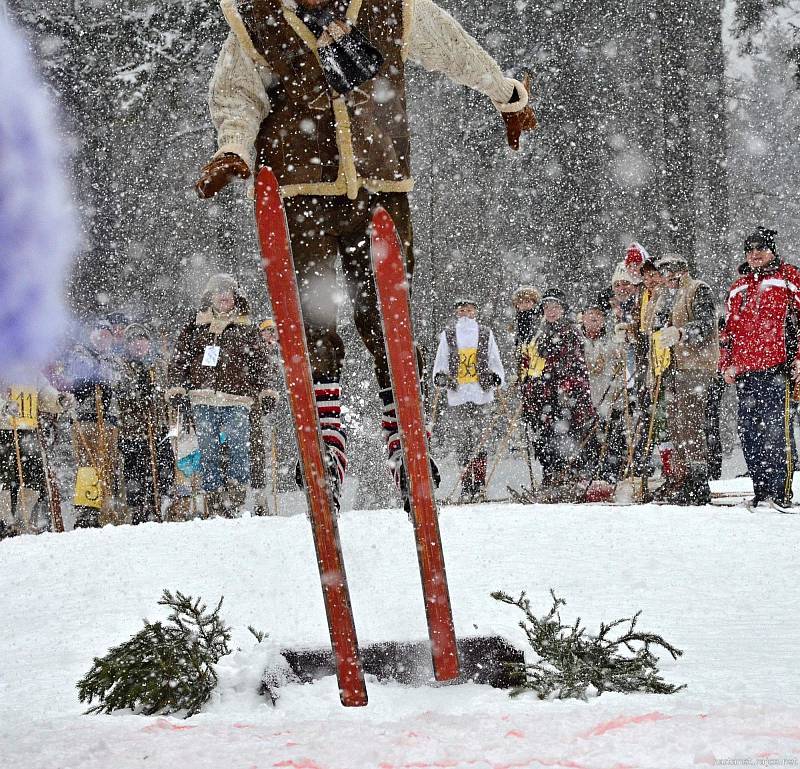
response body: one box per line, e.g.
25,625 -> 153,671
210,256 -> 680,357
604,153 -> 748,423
492,589 -> 685,700
77,589 -> 232,718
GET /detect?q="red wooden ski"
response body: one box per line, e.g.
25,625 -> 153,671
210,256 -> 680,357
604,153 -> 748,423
370,207 -> 460,682
255,168 -> 367,707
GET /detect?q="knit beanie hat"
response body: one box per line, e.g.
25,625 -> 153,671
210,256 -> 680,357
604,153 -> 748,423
541,287 -> 568,310
624,241 -> 650,270
744,227 -> 778,255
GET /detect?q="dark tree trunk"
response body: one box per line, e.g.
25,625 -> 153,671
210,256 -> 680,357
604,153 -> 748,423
659,0 -> 697,268
699,0 -> 731,286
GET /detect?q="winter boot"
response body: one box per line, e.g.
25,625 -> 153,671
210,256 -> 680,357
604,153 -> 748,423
225,479 -> 247,517
379,387 -> 440,512
165,495 -> 190,522
653,478 -> 678,502
204,488 -> 226,518
768,496 -> 796,513
252,487 -> 269,516
295,381 -> 347,511
129,506 -> 149,525
674,463 -> 711,506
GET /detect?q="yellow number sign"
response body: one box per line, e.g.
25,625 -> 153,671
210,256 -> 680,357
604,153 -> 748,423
650,331 -> 672,377
74,466 -> 102,509
524,341 -> 546,379
9,388 -> 38,430
457,348 -> 478,385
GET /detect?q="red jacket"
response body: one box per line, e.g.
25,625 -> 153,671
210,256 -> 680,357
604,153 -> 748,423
720,259 -> 800,375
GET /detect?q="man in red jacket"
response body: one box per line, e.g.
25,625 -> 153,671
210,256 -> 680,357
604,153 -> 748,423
721,228 -> 800,511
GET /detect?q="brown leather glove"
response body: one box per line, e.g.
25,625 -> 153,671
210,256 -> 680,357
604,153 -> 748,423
501,75 -> 538,151
195,153 -> 251,199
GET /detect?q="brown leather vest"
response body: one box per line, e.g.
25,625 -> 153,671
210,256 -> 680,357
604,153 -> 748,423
231,0 -> 412,198
671,275 -> 719,372
445,324 -> 494,391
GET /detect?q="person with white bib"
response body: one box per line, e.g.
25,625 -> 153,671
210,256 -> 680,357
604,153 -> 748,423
432,299 -> 505,502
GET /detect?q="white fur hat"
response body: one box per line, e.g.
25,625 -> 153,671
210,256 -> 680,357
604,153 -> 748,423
611,261 -> 642,286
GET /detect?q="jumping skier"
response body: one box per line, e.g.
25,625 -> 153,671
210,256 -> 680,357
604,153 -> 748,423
195,0 -> 537,506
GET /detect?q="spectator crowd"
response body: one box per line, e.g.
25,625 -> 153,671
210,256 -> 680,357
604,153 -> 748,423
1,226 -> 798,537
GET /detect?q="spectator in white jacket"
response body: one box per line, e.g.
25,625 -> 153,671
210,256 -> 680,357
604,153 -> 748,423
432,299 -> 505,502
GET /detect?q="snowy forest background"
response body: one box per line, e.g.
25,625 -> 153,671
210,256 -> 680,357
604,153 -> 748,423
5,0 -> 800,502
9,0 -> 800,340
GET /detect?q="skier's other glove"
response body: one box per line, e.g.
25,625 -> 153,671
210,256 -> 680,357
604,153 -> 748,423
433,372 -> 450,389
501,75 -> 538,151
195,153 -> 251,199
486,372 -> 502,387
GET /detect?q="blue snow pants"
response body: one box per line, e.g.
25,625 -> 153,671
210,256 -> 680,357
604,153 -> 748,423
736,368 -> 793,502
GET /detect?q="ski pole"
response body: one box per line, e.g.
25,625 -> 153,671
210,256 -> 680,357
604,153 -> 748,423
169,403 -> 182,520
619,359 -> 638,479
146,412 -> 161,523
428,387 -> 442,433
95,385 -> 113,524
271,424 -> 279,516
638,374 -> 662,501
480,401 -> 523,500
523,421 -> 536,493
36,413 -> 63,533
10,415 -> 31,532
146,369 -> 162,522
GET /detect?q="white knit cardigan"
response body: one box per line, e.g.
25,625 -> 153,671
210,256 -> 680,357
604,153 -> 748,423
208,0 -> 529,197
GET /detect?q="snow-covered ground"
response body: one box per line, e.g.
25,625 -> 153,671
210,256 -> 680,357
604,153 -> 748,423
2,484 -> 800,769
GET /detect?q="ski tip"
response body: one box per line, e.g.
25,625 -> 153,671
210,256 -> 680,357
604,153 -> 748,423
371,205 -> 390,227
255,167 -> 280,201
370,206 -> 398,268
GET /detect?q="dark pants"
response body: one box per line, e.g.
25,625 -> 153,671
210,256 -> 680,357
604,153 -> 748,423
526,419 -> 599,487
282,191 -> 413,390
120,436 -> 174,523
597,408 -> 628,481
736,368 -> 793,502
706,374 -> 726,480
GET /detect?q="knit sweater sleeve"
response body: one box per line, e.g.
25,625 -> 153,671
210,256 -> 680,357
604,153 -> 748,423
208,32 -> 272,172
406,0 -> 528,112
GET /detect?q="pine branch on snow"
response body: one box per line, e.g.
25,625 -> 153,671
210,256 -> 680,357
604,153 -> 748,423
77,590 -> 232,717
492,589 -> 685,700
